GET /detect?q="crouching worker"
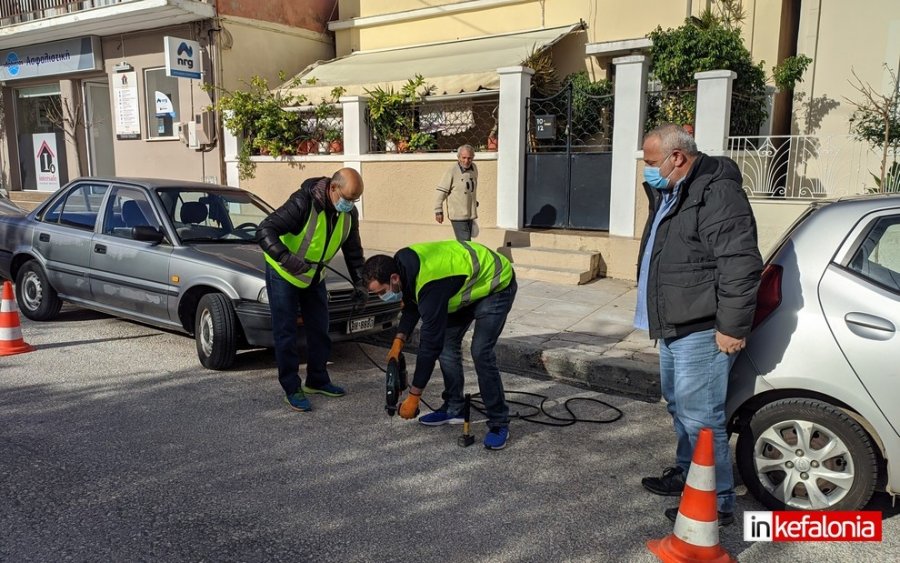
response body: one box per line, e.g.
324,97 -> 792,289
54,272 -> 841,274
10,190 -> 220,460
363,241 -> 517,450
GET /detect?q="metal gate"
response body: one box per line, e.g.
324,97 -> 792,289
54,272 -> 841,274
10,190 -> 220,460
524,82 -> 614,230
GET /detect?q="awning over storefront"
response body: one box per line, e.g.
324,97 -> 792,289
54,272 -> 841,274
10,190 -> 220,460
277,23 -> 585,103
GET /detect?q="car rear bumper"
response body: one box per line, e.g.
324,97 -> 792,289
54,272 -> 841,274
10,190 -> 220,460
235,300 -> 400,349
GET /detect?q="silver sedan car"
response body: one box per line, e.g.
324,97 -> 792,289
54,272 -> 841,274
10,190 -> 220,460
0,178 -> 400,369
729,194 -> 900,510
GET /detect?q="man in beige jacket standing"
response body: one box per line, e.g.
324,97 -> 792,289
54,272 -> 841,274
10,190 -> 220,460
434,144 -> 478,241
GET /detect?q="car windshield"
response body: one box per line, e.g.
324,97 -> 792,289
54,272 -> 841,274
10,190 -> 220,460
156,188 -> 272,244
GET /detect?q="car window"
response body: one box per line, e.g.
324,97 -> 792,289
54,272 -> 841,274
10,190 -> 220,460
40,183 -> 108,231
156,188 -> 270,243
848,216 -> 900,292
102,187 -> 162,239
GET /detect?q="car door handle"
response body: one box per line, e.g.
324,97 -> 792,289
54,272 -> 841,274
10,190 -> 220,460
94,244 -> 107,255
39,233 -> 50,242
845,312 -> 895,341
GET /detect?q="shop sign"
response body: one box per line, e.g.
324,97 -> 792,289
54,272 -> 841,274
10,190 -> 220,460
164,37 -> 201,80
0,37 -> 102,81
33,134 -> 60,191
113,71 -> 141,140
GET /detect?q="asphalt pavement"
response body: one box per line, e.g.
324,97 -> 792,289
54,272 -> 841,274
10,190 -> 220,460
2,302 -> 900,562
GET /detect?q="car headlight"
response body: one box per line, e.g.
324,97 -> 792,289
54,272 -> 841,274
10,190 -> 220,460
258,287 -> 269,304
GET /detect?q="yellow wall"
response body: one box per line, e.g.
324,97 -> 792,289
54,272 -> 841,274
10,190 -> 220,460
795,0 -> 900,137
242,161 -> 339,207
220,17 -> 334,92
333,0 -> 785,84
360,160 -> 497,227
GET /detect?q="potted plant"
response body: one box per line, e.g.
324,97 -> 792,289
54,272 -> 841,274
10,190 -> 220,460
408,131 -> 436,152
325,129 -> 343,154
205,73 -> 307,179
366,75 -> 433,152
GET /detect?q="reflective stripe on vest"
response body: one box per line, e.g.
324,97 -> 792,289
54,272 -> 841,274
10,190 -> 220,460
264,208 -> 351,288
410,240 -> 513,313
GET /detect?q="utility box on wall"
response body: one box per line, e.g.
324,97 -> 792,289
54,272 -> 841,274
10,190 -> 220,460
177,111 -> 214,149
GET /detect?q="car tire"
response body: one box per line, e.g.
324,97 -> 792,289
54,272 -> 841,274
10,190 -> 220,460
736,398 -> 877,510
195,293 -> 237,370
14,261 -> 62,321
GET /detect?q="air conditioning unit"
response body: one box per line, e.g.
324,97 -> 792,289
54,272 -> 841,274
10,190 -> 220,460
177,122 -> 190,145
193,111 -> 214,146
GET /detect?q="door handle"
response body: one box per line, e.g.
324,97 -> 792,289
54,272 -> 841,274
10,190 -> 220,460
39,233 -> 50,242
845,312 -> 895,341
94,244 -> 107,255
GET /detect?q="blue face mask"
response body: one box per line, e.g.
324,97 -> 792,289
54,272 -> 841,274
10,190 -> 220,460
643,154 -> 673,190
335,197 -> 354,213
380,290 -> 402,303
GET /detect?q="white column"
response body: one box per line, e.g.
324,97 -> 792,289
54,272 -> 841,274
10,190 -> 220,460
609,55 -> 648,238
341,95 -> 369,218
694,70 -> 736,155
222,122 -> 240,188
496,66 -> 533,229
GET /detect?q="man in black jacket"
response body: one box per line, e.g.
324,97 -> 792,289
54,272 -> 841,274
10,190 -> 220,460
635,124 -> 762,526
257,168 -> 368,412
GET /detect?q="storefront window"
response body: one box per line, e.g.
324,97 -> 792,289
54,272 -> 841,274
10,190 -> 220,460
16,84 -> 69,191
144,68 -> 180,139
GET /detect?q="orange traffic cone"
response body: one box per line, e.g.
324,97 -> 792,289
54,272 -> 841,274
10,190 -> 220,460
647,427 -> 735,563
0,280 -> 34,356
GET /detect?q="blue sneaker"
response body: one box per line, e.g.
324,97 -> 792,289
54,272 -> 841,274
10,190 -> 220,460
302,383 -> 346,397
418,411 -> 464,426
285,391 -> 311,412
484,426 -> 509,450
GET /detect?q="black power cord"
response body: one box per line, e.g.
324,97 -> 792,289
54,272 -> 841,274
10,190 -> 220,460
357,344 -> 623,426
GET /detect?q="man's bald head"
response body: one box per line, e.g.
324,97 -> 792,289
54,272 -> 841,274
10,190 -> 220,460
331,168 -> 364,201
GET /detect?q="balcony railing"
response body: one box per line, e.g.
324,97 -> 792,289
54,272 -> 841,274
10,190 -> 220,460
1,1 -> 121,25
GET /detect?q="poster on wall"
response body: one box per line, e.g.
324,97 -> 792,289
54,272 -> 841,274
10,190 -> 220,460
113,70 -> 141,140
33,133 -> 60,191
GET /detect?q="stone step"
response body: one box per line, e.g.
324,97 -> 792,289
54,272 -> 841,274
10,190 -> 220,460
512,264 -> 597,285
9,190 -> 50,212
526,230 -> 611,252
507,246 -> 601,272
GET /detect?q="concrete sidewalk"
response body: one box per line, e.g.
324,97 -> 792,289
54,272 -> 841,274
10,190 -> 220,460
369,276 -> 662,401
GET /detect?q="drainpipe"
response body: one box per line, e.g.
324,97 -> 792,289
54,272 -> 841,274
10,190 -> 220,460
686,0 -> 692,19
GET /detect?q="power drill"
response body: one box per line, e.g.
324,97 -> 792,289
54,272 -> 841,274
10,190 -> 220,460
385,352 -> 408,416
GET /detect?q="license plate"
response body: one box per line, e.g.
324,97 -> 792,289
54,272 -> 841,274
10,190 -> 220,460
348,316 -> 375,333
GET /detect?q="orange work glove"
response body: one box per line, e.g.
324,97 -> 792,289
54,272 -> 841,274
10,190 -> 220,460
398,394 -> 420,419
387,336 -> 404,363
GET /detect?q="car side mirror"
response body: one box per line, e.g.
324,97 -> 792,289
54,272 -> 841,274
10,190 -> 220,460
132,225 -> 165,244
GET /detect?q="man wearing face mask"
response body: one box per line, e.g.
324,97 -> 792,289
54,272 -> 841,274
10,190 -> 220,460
362,241 -> 516,449
635,124 -> 762,526
258,168 -> 369,412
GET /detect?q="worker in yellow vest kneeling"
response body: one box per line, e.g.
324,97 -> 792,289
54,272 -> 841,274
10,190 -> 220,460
363,240 -> 517,450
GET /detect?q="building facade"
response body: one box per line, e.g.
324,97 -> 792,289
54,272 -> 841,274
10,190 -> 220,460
0,0 -> 335,196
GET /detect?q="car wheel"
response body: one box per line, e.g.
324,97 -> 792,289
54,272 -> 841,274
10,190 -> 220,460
736,398 -> 877,510
14,261 -> 62,321
195,293 -> 237,370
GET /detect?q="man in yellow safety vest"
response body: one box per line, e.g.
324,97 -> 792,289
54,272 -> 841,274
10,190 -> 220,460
363,240 -> 517,450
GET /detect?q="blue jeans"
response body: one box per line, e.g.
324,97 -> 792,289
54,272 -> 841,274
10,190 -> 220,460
659,328 -> 736,513
266,264 -> 332,396
437,279 -> 517,428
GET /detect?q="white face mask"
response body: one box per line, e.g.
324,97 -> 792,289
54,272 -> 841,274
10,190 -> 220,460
334,197 -> 354,213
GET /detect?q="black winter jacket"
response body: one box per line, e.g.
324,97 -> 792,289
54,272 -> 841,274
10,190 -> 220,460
637,154 -> 763,340
257,177 -> 365,285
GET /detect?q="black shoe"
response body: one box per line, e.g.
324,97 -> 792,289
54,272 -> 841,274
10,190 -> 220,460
664,507 -> 734,527
641,466 -> 686,496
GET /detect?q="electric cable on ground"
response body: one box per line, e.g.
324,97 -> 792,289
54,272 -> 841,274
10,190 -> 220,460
358,343 -> 623,426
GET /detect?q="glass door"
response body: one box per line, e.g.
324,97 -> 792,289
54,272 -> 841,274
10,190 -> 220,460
84,81 -> 115,177
16,84 -> 68,191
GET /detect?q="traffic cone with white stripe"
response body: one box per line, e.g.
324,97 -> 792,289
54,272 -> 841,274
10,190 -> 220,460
0,280 -> 34,356
647,427 -> 735,563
